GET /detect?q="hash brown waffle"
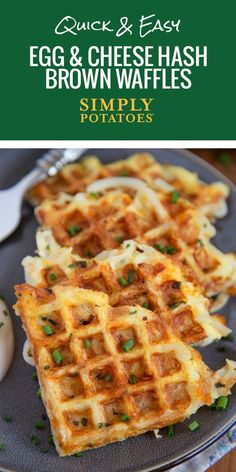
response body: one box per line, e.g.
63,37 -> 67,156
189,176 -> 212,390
28,153 -> 229,221
23,236 -> 231,346
14,284 -> 236,457
35,186 -> 236,311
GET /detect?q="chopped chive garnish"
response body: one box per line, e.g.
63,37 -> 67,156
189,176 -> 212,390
122,338 -> 134,352
35,421 -> 45,430
46,244 -> 50,251
217,346 -> 226,352
48,434 -> 54,445
127,270 -> 134,284
198,239 -> 204,247
75,451 -> 84,457
32,371 -> 38,380
98,422 -> 106,428
130,309 -> 137,315
115,236 -> 124,244
171,190 -> 180,204
217,154 -> 231,166
84,339 -> 91,349
154,243 -> 165,253
67,225 -> 81,237
188,420 -> 199,432
104,374 -> 112,383
3,415 -> 13,423
126,243 -> 131,248
167,425 -> 174,438
0,443 -> 5,451
81,417 -> 88,426
42,325 -> 54,336
0,322 -> 4,328
216,396 -> 228,410
166,245 -> 176,255
119,276 -> 128,287
37,389 -> 41,399
209,400 -> 217,410
129,374 -> 137,384
52,350 -> 63,365
48,272 -> 56,282
224,334 -> 234,342
84,250 -> 93,258
3,310 -> 8,317
89,192 -> 98,198
142,302 -> 151,310
30,435 -> 41,446
41,448 -> 49,453
120,414 -> 130,422
68,263 -> 76,269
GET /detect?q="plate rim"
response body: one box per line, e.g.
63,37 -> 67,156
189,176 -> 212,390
0,149 -> 235,472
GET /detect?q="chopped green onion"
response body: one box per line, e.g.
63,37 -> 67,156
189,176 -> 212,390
154,243 -> 165,253
48,434 -> 54,445
84,339 -> 91,349
40,448 -> 49,453
98,422 -> 106,428
198,239 -> 204,247
32,371 -> 38,380
167,425 -> 174,438
122,338 -> 134,352
120,414 -> 130,422
142,302 -> 151,310
188,420 -> 199,432
52,350 -> 63,365
104,374 -> 112,383
224,334 -> 234,342
3,415 -> 13,423
129,374 -> 137,384
42,325 -> 54,336
37,389 -> 41,399
84,250 -> 93,258
125,243 -> 131,249
115,236 -> 124,244
35,421 -> 45,430
216,396 -> 228,410
119,170 -> 129,177
119,276 -> 128,287
75,451 -> 84,457
0,443 -> 5,451
166,245 -> 176,255
171,190 -> 180,204
67,225 -> 81,237
81,417 -> 88,426
89,192 -> 98,198
30,435 -> 41,446
127,270 -> 134,284
130,309 -> 137,315
48,272 -> 56,282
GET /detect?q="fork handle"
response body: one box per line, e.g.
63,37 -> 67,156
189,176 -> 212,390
14,148 -> 87,194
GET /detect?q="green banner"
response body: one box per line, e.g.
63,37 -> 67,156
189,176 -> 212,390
0,0 -> 235,139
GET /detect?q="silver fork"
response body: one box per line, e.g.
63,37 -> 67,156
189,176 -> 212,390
0,148 -> 87,243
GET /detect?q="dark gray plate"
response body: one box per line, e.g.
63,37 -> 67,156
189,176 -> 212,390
0,149 -> 235,472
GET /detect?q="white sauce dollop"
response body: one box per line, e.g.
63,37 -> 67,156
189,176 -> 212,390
23,338 -> 35,366
0,298 -> 14,381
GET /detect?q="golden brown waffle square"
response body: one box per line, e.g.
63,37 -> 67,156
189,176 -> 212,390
28,153 -> 229,221
34,186 -> 236,311
23,237 -> 231,346
14,283 -> 236,457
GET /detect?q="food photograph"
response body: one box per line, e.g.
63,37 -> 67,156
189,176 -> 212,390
0,149 -> 235,472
